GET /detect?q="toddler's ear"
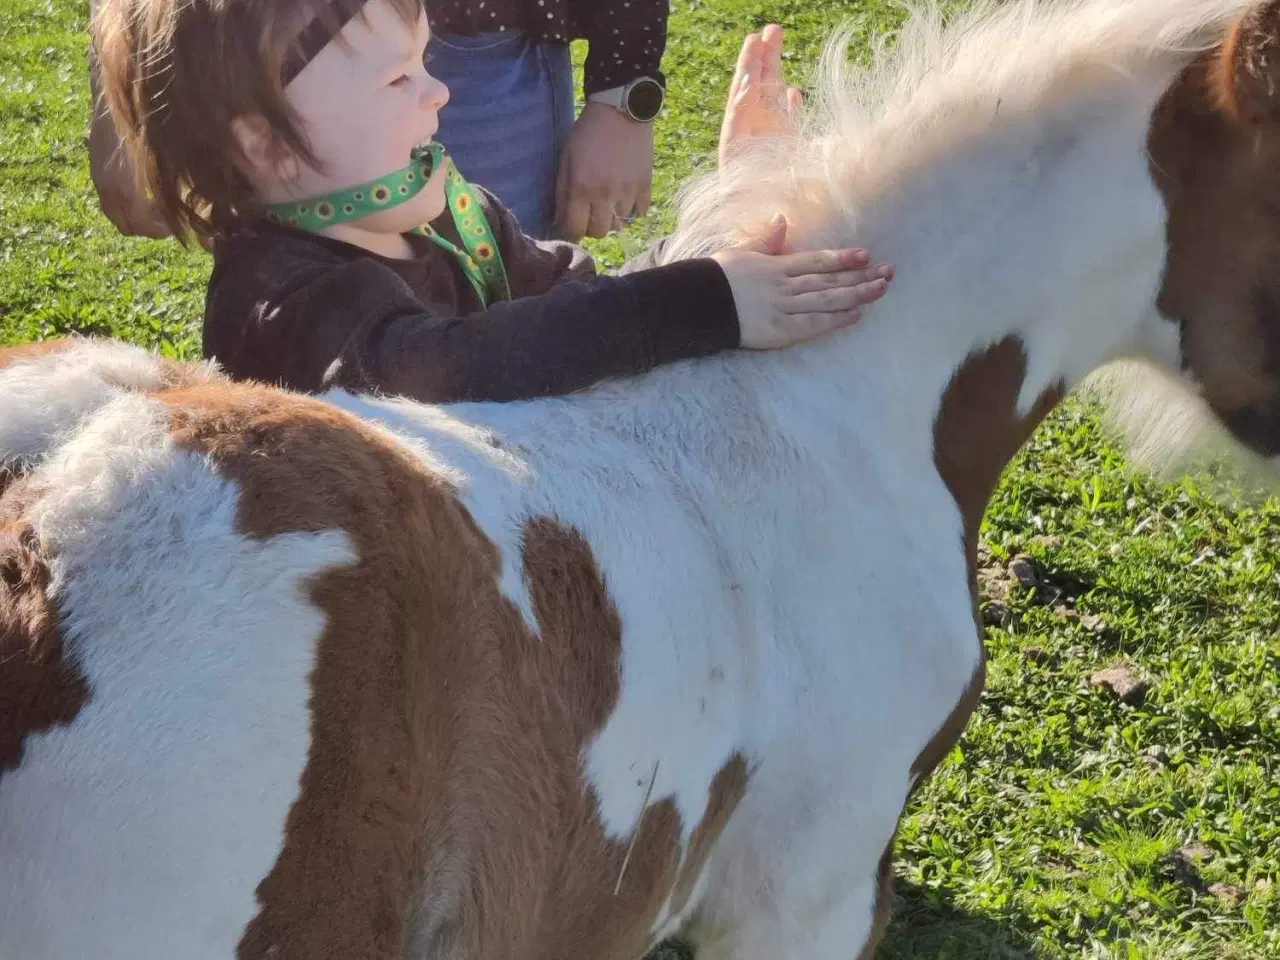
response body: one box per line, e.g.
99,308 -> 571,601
230,115 -> 300,186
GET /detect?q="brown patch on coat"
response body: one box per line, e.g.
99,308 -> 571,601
933,337 -> 1064,591
157,382 -> 710,960
667,753 -> 750,918
1148,1 -> 1280,456
0,479 -> 91,781
0,338 -> 73,372
922,336 -> 1063,774
925,335 -> 1062,787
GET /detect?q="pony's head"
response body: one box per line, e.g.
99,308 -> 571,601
1146,0 -> 1280,463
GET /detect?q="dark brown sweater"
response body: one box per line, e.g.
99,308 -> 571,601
203,187 -> 739,404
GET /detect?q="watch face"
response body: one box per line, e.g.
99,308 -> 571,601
626,78 -> 665,122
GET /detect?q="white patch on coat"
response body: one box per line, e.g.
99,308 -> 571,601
0,338 -> 218,469
0,393 -> 354,960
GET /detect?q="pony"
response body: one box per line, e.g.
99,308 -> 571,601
3,1 -> 1279,957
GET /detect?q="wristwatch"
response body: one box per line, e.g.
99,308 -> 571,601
587,76 -> 666,123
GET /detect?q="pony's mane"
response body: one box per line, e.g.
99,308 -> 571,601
662,0 -> 1274,498
660,0 -> 1251,261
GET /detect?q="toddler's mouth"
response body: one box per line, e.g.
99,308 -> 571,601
412,140 -> 445,176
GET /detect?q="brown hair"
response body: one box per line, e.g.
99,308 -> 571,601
91,0 -> 421,243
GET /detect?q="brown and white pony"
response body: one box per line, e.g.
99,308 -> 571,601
3,1 -> 1279,957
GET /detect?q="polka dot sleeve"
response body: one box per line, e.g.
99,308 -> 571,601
424,0 -> 668,95
574,0 -> 669,95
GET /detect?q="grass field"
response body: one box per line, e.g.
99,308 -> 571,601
2,0 -> 1279,957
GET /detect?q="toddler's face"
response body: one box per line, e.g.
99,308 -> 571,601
278,0 -> 451,230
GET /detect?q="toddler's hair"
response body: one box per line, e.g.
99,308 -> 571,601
92,0 -> 421,241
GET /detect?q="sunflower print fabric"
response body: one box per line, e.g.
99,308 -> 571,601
268,143 -> 511,306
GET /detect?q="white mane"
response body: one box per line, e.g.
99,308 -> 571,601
661,0 -> 1271,496
662,0 -> 1249,259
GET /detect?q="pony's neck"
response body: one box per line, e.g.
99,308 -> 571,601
768,65 -> 1182,548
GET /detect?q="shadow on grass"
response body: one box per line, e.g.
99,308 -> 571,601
876,877 -> 1042,959
645,876 -> 1042,960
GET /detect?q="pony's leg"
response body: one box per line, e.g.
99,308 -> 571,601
685,812 -> 900,960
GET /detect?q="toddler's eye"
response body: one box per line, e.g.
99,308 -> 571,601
389,75 -> 411,88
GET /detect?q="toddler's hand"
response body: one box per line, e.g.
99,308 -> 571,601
712,215 -> 893,350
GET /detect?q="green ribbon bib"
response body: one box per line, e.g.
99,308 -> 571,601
267,142 -> 511,306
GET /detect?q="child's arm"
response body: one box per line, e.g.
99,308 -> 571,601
205,235 -> 740,404
206,217 -> 888,405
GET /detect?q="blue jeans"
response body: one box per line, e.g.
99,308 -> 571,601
427,31 -> 575,239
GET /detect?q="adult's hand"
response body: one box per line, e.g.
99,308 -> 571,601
553,100 -> 654,241
718,24 -> 802,169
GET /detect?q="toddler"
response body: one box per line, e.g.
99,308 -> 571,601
93,0 -> 894,403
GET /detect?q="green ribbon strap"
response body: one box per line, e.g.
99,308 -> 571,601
267,142 -> 511,306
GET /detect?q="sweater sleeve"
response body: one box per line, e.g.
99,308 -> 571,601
204,241 -> 740,405
572,0 -> 669,95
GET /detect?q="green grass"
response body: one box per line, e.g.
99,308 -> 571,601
2,0 -> 1278,957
